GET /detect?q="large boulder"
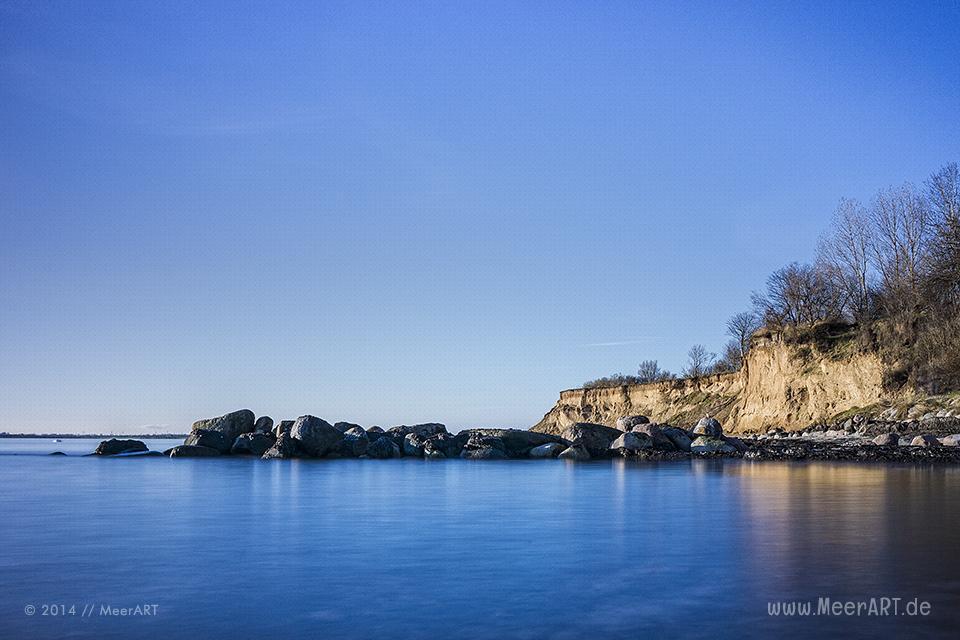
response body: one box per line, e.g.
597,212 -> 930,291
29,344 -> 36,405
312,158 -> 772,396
254,416 -> 274,434
262,431 -> 298,459
336,427 -> 369,457
661,427 -> 692,452
911,434 -> 941,447
273,420 -> 294,438
367,436 -> 401,459
423,432 -> 463,458
403,433 -> 427,457
168,445 -> 221,458
558,444 -> 591,461
191,409 -> 255,445
630,423 -> 677,450
460,433 -> 508,460
616,415 -> 650,430
386,423 -> 448,449
456,429 -> 569,458
560,423 -> 623,458
873,433 -> 900,446
94,439 -> 148,456
692,417 -> 723,437
690,436 -> 736,454
290,415 -> 343,457
529,442 -> 566,458
609,432 -> 654,455
184,429 -> 232,453
231,432 -> 275,456
334,421 -> 363,433
941,434 -> 960,447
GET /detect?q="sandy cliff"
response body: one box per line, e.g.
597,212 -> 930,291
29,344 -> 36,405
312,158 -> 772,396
533,332 -> 890,434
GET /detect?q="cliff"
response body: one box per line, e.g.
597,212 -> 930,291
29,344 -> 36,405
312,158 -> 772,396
533,330 -> 894,434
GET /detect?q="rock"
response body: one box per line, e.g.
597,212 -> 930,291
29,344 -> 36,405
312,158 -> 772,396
873,433 -> 900,446
94,439 -> 148,456
167,445 -> 221,458
456,429 -> 569,458
630,423 -> 677,450
112,450 -> 163,457
231,432 -> 275,456
367,436 -> 401,459
387,423 -> 448,439
460,434 -> 508,459
560,423 -> 623,458
608,432 -> 654,454
558,445 -> 591,461
273,420 -> 294,438
424,448 -> 446,459
290,415 -> 343,457
49,451 -> 67,456
460,446 -> 508,460
262,431 -> 298,459
254,416 -> 274,434
724,437 -> 749,453
616,415 -> 650,430
334,421 -> 363,433
941,434 -> 960,447
529,442 -> 566,458
184,429 -> 232,453
403,433 -> 426,457
191,409 -> 255,446
911,434 -> 940,447
366,426 -> 385,436
690,436 -> 737,454
423,432 -> 463,458
335,427 -> 369,457
660,427 -> 692,452
692,417 -> 723,437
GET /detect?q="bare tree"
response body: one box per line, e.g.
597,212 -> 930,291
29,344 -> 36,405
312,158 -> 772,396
712,340 -> 743,373
870,183 -> 934,309
751,262 -> 846,327
636,360 -> 671,383
683,344 -> 715,378
927,162 -> 960,225
818,198 -> 874,321
726,311 -> 761,364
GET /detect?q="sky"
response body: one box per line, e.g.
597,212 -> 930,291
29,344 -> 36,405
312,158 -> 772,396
1,1 -> 958,434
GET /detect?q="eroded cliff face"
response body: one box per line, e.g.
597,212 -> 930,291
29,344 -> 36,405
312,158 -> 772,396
533,334 -> 888,434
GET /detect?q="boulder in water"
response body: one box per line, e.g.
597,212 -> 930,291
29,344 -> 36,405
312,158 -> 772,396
692,417 -> 723,437
185,429 -> 232,453
191,409 -> 255,446
167,445 -> 221,458
690,436 -> 736,454
529,442 -> 566,458
560,423 -> 622,458
94,439 -> 148,456
558,444 -> 591,461
290,415 -> 343,457
367,436 -> 401,459
262,431 -> 298,459
231,432 -> 275,456
608,432 -> 654,454
254,416 -> 274,434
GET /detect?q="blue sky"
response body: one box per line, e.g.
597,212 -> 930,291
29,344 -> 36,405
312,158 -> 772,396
1,1 -> 958,433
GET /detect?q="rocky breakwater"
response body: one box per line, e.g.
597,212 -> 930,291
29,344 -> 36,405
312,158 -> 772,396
88,409 -> 960,463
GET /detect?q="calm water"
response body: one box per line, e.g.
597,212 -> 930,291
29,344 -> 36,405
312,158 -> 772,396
1,439 -> 958,639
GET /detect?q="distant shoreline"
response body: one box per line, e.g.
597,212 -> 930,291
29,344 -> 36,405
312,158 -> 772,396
0,433 -> 187,439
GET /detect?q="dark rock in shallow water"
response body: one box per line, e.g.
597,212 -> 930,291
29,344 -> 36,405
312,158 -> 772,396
254,416 -> 274,434
367,436 -> 401,459
461,446 -> 508,460
262,432 -> 298,459
529,442 -> 566,458
423,432 -> 463,458
403,433 -> 427,457
290,415 -> 343,457
185,429 -> 232,453
49,451 -> 67,456
560,423 -> 622,458
457,429 -> 569,458
273,420 -> 294,438
94,439 -> 148,456
191,409 -> 255,446
231,432 -> 275,456
168,445 -> 221,458
558,444 -> 591,461
335,427 -> 369,457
